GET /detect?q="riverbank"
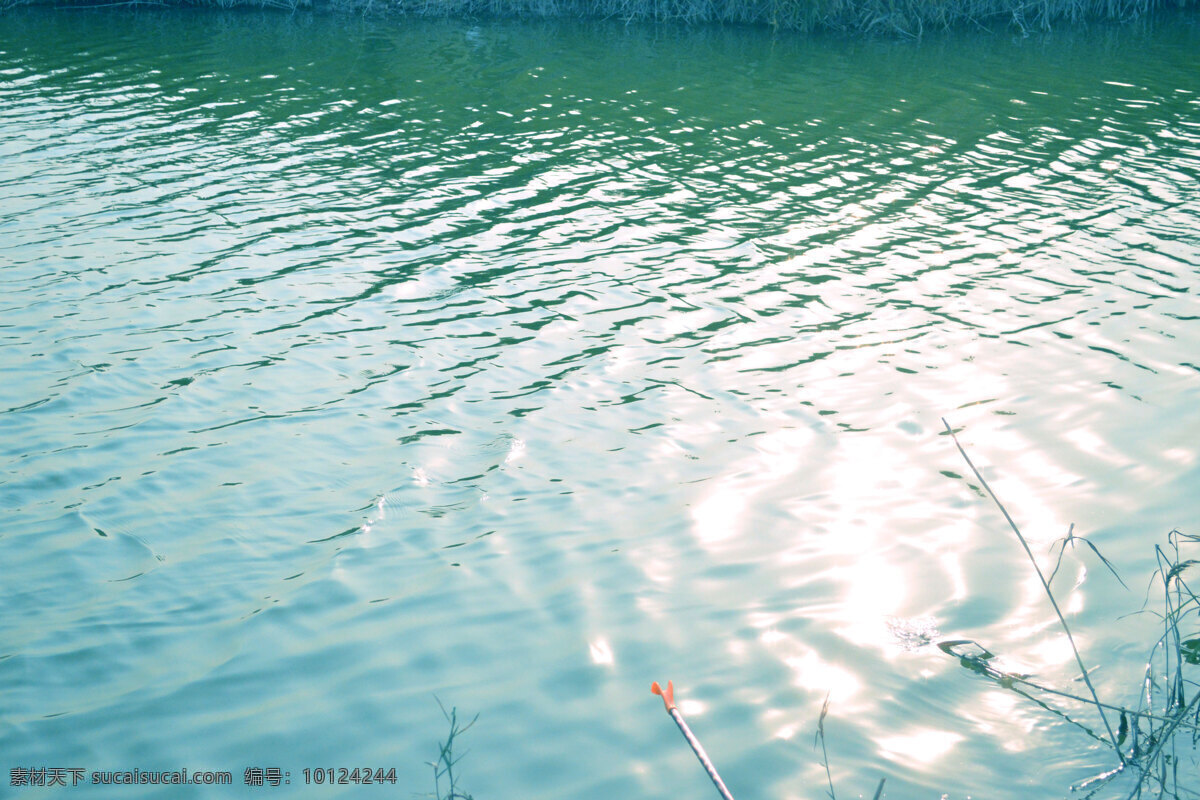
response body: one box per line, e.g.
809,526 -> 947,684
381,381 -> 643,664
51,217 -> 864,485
4,0 -> 1196,35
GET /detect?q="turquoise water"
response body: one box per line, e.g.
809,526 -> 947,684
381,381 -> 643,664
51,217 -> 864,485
1,8 -> 1198,798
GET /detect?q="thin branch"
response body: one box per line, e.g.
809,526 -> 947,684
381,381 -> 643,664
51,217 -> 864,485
941,418 -> 1125,761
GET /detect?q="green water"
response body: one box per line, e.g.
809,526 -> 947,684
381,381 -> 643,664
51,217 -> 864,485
1,8 -> 1198,798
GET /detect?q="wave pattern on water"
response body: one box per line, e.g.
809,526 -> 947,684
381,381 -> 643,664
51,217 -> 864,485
1,10 -> 1199,799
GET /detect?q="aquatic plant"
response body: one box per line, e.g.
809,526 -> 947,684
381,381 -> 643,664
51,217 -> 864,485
942,420 -> 1199,798
943,418 -> 1125,756
648,428 -> 1197,799
1118,529 -> 1200,799
430,698 -> 477,800
931,538 -> 1200,797
815,693 -> 886,800
430,429 -> 1196,798
3,0 -> 1195,36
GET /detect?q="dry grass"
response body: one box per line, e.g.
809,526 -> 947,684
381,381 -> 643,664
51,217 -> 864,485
3,0 -> 1195,34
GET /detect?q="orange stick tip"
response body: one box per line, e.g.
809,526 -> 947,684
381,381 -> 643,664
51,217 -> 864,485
651,680 -> 676,711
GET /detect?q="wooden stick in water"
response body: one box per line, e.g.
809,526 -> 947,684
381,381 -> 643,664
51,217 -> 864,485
651,680 -> 737,800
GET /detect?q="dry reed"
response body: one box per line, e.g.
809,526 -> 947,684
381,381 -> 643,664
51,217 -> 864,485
3,0 -> 1195,35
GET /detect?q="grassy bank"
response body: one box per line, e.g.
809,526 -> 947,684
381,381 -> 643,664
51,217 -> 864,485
4,0 -> 1196,35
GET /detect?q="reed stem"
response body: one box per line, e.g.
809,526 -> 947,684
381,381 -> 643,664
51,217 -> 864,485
941,418 -> 1125,762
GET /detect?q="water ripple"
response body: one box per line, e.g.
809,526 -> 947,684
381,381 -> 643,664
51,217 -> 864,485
2,9 -> 1199,799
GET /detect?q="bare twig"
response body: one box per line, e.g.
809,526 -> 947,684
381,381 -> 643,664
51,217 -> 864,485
941,418 -> 1125,761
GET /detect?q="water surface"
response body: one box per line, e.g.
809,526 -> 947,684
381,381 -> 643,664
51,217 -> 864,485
1,8 -> 1199,798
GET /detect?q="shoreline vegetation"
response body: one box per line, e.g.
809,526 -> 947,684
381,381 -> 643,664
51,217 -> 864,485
2,0 -> 1196,35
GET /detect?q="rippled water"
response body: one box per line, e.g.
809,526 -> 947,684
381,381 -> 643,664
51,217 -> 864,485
2,8 -> 1199,798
